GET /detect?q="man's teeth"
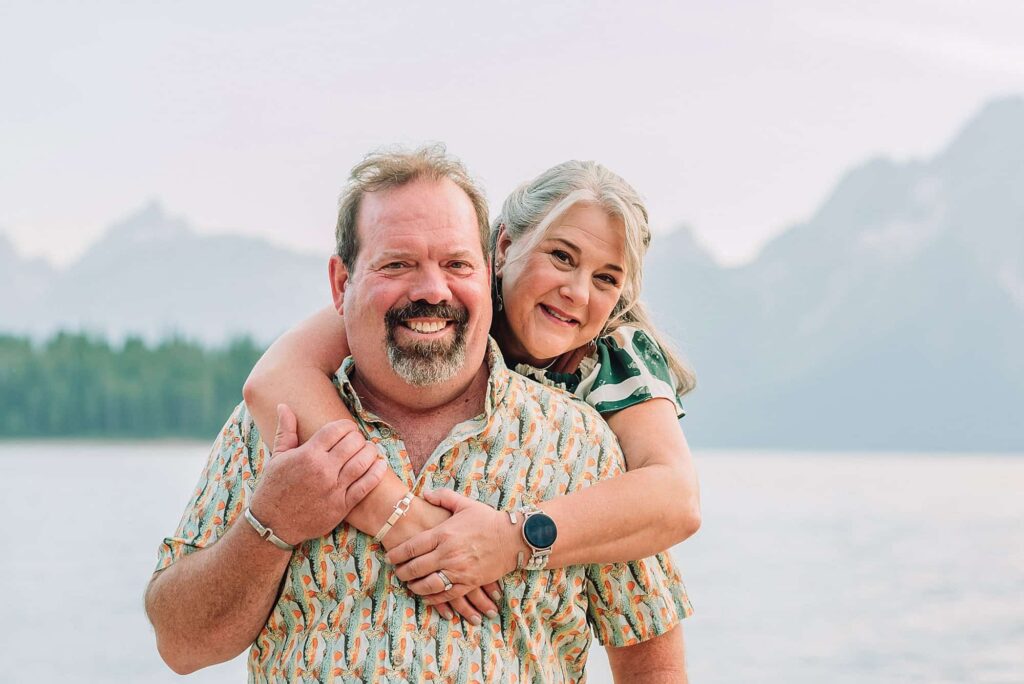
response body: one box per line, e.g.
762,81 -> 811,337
406,320 -> 447,333
543,306 -> 576,324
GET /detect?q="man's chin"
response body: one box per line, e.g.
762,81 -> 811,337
387,350 -> 467,386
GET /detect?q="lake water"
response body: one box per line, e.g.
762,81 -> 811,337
0,443 -> 1021,683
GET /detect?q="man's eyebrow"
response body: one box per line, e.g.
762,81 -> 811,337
446,249 -> 480,260
373,250 -> 415,262
546,237 -> 624,273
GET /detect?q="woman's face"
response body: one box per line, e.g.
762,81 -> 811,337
495,202 -> 627,367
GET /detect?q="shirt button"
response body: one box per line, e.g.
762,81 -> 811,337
379,427 -> 392,438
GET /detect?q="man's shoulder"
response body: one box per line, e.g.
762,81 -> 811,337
503,370 -> 610,430
215,400 -> 267,463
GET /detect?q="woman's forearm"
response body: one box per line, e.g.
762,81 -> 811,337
539,463 -> 698,567
243,319 -> 450,549
539,398 -> 701,568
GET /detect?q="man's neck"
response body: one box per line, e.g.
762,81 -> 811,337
350,362 -> 490,473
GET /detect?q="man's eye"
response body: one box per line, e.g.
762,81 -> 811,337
448,261 -> 471,270
383,262 -> 407,270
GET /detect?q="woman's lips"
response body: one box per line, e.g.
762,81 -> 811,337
539,304 -> 579,326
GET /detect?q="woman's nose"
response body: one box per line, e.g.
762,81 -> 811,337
558,274 -> 589,306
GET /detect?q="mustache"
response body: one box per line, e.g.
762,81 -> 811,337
384,301 -> 469,328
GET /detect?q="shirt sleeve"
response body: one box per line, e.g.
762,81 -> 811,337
154,402 -> 269,571
577,410 -> 694,645
576,326 -> 686,418
585,552 -> 694,646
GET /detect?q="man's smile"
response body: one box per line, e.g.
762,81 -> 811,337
402,318 -> 454,335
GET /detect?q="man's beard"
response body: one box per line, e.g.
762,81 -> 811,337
384,301 -> 469,386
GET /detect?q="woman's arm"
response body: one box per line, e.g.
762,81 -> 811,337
243,307 -> 499,619
387,396 -> 701,595
244,307 -> 451,546
541,396 -> 701,564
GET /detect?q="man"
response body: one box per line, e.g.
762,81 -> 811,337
146,146 -> 687,682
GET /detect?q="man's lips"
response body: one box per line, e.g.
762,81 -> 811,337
539,304 -> 579,326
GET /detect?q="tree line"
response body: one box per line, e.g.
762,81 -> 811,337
0,332 -> 265,438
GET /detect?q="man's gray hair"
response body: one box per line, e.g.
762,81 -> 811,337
335,144 -> 490,269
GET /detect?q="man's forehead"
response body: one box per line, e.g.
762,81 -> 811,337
360,177 -> 473,222
357,178 -> 484,258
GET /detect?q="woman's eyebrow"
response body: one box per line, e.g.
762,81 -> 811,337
548,237 -> 624,272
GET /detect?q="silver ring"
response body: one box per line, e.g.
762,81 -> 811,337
436,570 -> 453,592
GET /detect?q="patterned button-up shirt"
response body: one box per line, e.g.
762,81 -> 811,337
156,340 -> 691,683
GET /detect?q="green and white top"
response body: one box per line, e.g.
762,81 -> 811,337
514,325 -> 686,418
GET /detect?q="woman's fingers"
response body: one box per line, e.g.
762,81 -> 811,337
386,529 -> 439,566
464,587 -> 499,618
482,581 -> 502,603
447,595 -> 482,625
407,571 -> 448,596
433,601 -> 454,621
422,487 -> 476,513
394,550 -> 444,582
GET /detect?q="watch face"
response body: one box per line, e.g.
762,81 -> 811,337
523,513 -> 557,549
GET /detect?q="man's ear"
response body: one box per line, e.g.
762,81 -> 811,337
494,224 -> 512,277
328,255 -> 350,315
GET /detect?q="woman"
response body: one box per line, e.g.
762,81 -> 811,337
244,160 -> 701,627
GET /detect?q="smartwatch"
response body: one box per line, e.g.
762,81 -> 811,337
509,506 -> 557,570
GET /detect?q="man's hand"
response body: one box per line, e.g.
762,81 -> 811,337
248,404 -> 387,545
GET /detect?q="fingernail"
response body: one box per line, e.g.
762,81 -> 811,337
440,608 -> 453,620
485,609 -> 498,619
490,591 -> 502,602
470,614 -> 482,626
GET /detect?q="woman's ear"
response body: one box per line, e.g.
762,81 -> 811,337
494,223 -> 512,277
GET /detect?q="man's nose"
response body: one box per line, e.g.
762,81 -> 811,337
408,265 -> 453,304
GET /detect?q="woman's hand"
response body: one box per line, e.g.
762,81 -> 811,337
386,489 -> 520,607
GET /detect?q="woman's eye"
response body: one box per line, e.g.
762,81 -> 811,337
551,250 -> 572,264
596,274 -> 619,286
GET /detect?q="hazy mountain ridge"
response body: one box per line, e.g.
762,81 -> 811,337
2,98 -> 1022,450
646,97 -> 1024,451
2,201 -> 331,343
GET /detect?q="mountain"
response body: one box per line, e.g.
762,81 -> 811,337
2,98 -> 1022,450
0,232 -> 55,331
653,96 -> 1024,451
3,201 -> 331,344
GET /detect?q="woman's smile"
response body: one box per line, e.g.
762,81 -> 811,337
538,303 -> 580,327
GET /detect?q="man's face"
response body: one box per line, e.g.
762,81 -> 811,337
331,177 -> 491,389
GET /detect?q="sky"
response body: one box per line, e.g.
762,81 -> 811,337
2,0 -> 1023,267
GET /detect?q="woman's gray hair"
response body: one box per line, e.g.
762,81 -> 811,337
492,160 -> 695,396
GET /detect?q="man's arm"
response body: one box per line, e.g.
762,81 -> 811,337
145,404 -> 385,674
606,626 -> 687,683
145,519 -> 292,674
